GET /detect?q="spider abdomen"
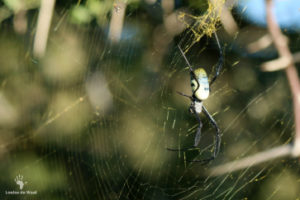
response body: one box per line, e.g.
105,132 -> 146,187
191,68 -> 210,100
194,101 -> 203,114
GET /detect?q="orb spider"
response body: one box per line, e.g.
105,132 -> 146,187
168,32 -> 223,164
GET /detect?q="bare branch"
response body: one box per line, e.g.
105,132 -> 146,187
265,0 -> 300,156
208,144 -> 292,176
108,1 -> 127,43
33,0 -> 56,58
247,34 -> 272,54
261,51 -> 300,71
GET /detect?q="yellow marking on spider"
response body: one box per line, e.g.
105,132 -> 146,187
191,68 -> 210,100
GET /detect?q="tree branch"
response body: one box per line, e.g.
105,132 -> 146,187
265,0 -> 300,156
108,0 -> 127,43
208,144 -> 292,176
33,0 -> 56,58
206,0 -> 300,176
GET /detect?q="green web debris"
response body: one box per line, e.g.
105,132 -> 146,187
178,0 -> 225,49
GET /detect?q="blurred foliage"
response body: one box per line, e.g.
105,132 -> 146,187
0,0 -> 299,199
3,0 -> 40,12
69,0 -> 140,25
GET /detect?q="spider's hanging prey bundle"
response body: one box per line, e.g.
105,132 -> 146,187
168,32 -> 223,164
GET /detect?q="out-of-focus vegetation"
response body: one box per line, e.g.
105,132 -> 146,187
0,0 -> 300,199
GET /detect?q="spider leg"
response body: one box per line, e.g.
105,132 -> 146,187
202,105 -> 221,158
177,45 -> 201,96
191,106 -> 203,147
187,157 -> 215,165
166,104 -> 203,152
178,45 -> 194,72
210,32 -> 224,85
187,106 -> 220,164
166,146 -> 201,152
176,91 -> 193,101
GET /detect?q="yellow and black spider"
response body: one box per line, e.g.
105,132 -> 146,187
168,32 -> 223,164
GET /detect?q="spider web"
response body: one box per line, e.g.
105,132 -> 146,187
0,1 -> 298,200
